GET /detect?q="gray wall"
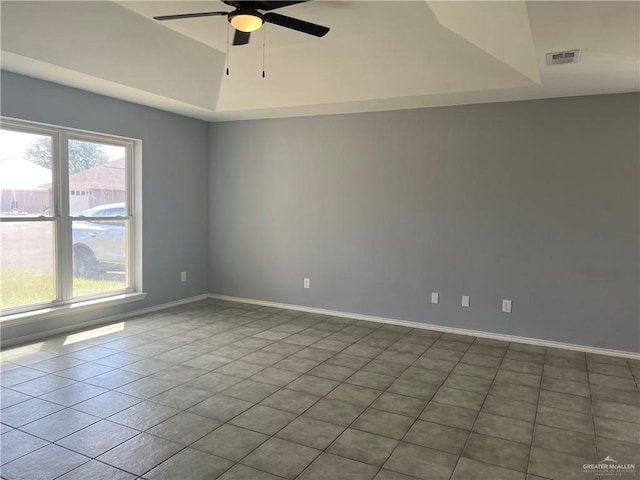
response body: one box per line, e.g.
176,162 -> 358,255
2,73 -> 637,353
1,71 -> 210,344
209,93 -> 639,352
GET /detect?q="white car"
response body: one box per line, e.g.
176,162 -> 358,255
72,202 -> 126,278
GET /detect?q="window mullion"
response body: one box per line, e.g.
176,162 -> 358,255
56,132 -> 73,302
126,143 -> 134,291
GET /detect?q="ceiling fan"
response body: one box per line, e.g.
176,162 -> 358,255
153,1 -> 330,46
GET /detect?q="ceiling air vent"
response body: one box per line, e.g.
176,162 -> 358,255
546,50 -> 581,65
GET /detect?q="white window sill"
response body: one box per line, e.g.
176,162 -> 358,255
0,292 -> 148,328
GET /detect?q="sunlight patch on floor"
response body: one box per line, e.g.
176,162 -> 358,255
63,322 -> 124,345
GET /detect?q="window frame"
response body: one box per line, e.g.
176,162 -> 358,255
1,118 -> 138,317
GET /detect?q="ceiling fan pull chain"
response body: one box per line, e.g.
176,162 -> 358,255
262,24 -> 266,78
226,21 -> 230,76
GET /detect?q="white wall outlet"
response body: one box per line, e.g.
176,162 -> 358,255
303,278 -> 310,289
462,295 -> 470,307
502,299 -> 512,313
181,271 -> 187,282
431,292 -> 439,304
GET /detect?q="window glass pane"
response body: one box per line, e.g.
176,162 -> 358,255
72,219 -> 127,297
68,140 -> 126,216
1,222 -> 55,308
0,129 -> 53,217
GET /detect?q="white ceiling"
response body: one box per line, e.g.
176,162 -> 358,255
1,1 -> 638,121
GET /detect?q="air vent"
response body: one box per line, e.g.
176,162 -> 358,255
546,50 -> 581,65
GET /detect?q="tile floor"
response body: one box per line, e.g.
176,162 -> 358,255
1,299 -> 639,480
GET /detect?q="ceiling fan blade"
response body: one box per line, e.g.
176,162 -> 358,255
256,1 -> 310,11
233,29 -> 251,46
154,11 -> 228,21
264,12 -> 329,37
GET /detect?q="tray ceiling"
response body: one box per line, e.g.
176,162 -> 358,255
1,1 -> 638,121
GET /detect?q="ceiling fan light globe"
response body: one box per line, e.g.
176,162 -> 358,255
230,13 -> 263,32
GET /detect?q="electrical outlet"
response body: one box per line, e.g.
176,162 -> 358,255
502,299 -> 512,313
303,278 -> 310,289
181,271 -> 187,282
462,295 -> 470,307
431,292 -> 439,304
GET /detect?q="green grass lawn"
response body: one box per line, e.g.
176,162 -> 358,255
1,271 -> 124,308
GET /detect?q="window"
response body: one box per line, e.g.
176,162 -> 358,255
0,119 -> 137,315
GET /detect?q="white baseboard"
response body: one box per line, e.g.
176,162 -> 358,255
209,294 -> 640,360
5,291 -> 638,360
1,294 -> 211,349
